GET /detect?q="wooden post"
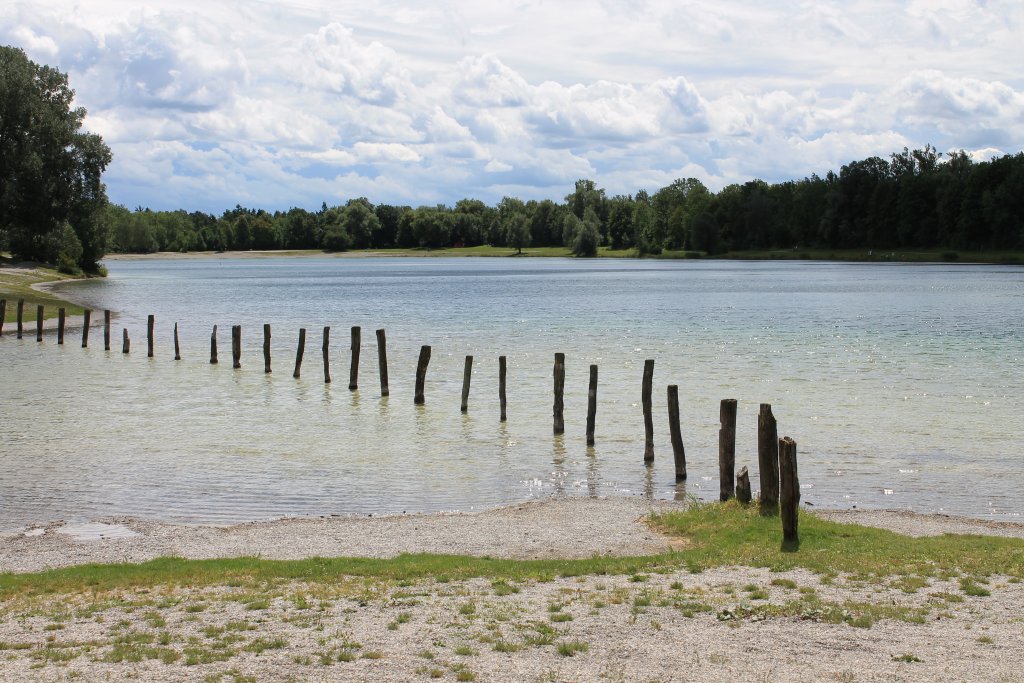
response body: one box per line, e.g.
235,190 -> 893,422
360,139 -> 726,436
263,324 -> 272,373
103,310 -> 111,351
719,398 -> 737,501
122,328 -> 130,354
667,385 -> 687,480
460,355 -> 473,412
17,299 -> 24,339
375,329 -> 389,396
322,326 -> 331,383
552,353 -> 565,434
642,359 -> 655,462
586,364 -> 598,446
174,323 -> 181,360
349,326 -> 361,391
779,436 -> 800,546
498,355 -> 507,422
147,314 -> 155,357
293,328 -> 306,378
0,299 -> 5,336
81,309 -> 91,348
758,403 -> 780,514
210,325 -> 218,364
57,308 -> 66,344
414,345 -> 431,404
35,305 -> 43,342
231,325 -> 241,369
736,466 -> 752,504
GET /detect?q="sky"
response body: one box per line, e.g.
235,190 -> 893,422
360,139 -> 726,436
2,0 -> 1022,213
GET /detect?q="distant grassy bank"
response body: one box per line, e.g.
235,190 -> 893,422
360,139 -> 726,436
0,257 -> 89,324
104,246 -> 1024,264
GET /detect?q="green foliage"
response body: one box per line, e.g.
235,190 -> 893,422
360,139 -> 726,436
0,46 -> 112,271
571,207 -> 601,257
503,212 -> 531,254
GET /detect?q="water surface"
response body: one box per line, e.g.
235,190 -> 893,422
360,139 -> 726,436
1,256 -> 1021,528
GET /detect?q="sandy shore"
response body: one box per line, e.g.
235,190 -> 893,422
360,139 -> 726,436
6,498 -> 1024,575
2,498 -> 1023,682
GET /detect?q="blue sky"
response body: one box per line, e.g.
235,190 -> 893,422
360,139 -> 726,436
3,0 -> 1022,213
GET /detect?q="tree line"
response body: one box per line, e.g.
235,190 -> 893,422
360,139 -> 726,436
105,146 -> 1024,258
3,45 -> 1023,272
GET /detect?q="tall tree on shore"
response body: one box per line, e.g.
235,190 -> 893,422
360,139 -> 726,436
0,46 -> 112,272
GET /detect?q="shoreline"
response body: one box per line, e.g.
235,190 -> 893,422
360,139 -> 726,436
3,497 -> 1023,682
4,497 -> 1024,575
100,248 -> 1024,265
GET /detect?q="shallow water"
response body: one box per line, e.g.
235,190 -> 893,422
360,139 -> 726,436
1,256 -> 1022,528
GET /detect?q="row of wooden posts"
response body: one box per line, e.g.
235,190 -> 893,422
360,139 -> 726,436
2,298 -> 801,542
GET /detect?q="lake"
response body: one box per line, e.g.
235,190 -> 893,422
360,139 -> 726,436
1,256 -> 1021,529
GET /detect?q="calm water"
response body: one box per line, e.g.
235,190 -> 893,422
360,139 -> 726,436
1,257 -> 1022,529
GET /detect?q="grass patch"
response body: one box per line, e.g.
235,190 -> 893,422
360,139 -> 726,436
650,500 -> 1024,580
556,640 -> 590,657
2,503 -> 1020,605
0,262 -> 89,323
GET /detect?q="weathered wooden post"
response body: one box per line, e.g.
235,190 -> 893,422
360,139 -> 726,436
57,308 -> 66,344
667,385 -> 687,481
736,466 -> 752,504
552,353 -> 565,434
586,364 -> 598,446
375,329 -> 389,396
460,355 -> 473,412
173,323 -> 181,360
779,436 -> 800,546
209,325 -> 218,364
414,345 -> 431,404
17,299 -> 24,339
103,310 -> 111,351
0,299 -> 6,336
293,328 -> 306,378
719,398 -> 737,501
81,309 -> 91,348
35,305 -> 43,342
758,403 -> 780,514
349,326 -> 360,391
498,355 -> 507,422
263,324 -> 272,373
147,315 -> 155,357
642,359 -> 655,462
122,328 -> 130,354
231,325 -> 241,369
322,326 -> 331,383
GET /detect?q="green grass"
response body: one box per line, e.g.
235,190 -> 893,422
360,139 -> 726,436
0,261 -> 89,323
650,500 -> 1024,580
2,502 -> 1020,601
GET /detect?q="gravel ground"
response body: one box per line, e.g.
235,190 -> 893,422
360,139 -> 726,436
1,498 -> 1023,682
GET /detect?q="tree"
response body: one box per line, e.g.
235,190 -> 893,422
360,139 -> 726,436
572,207 -> 601,257
504,212 -> 530,254
340,200 -> 380,250
0,46 -> 112,271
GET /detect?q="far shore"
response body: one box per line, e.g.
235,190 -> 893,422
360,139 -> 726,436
101,246 -> 1024,264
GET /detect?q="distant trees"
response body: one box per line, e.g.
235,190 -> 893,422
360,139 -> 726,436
504,213 -> 530,254
0,46 -> 112,272
99,148 -> 1023,258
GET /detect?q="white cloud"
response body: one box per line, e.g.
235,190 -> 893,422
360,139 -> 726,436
0,0 -> 1021,211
